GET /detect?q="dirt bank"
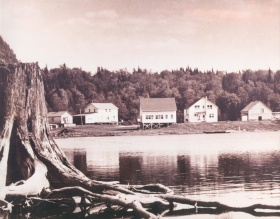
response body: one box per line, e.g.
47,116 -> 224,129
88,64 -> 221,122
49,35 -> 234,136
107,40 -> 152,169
50,121 -> 280,138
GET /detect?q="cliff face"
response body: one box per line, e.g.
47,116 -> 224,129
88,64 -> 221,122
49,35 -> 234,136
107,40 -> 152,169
0,36 -> 18,64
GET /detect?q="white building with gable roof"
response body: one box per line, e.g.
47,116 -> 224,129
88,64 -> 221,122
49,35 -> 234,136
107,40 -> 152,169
73,103 -> 119,124
184,97 -> 219,123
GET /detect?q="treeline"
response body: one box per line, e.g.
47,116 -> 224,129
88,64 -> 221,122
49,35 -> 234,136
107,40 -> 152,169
42,65 -> 280,123
0,36 -> 18,64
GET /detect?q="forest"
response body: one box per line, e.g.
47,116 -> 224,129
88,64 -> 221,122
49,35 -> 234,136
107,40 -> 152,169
1,36 -> 279,123
1,36 -> 280,218
43,65 -> 280,123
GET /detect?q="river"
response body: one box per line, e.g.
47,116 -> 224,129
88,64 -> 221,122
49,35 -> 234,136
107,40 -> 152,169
56,131 -> 280,219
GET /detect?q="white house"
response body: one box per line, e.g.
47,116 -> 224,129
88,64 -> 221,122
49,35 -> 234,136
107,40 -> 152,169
47,111 -> 74,128
139,98 -> 177,129
241,101 -> 272,121
272,112 -> 280,120
74,103 -> 118,124
184,97 -> 219,123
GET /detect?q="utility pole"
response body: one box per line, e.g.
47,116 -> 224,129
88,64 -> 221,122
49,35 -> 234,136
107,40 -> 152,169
80,109 -> 83,126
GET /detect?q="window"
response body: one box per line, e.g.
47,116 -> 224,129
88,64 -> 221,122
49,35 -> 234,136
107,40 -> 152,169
156,115 -> 160,119
165,115 -> 168,119
194,113 -> 198,117
209,113 -> 214,118
161,115 -> 163,119
146,115 -> 154,119
109,109 -> 111,112
195,105 -> 200,109
171,114 -> 173,119
88,109 -> 91,112
261,108 -> 264,113
105,109 -> 107,112
207,105 -> 212,109
63,117 -> 68,124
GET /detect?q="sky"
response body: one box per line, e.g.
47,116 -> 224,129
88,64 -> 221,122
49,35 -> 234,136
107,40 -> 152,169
1,0 -> 280,73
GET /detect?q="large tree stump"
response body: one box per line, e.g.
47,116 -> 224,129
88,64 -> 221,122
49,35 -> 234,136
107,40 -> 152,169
0,62 -> 163,218
1,62 -> 279,218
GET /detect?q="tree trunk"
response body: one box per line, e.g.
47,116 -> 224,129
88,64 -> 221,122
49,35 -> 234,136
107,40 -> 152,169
0,62 -> 134,193
1,62 -> 279,218
0,62 -> 163,218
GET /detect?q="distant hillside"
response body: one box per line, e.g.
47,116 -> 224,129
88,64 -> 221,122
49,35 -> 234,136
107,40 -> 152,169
0,36 -> 18,63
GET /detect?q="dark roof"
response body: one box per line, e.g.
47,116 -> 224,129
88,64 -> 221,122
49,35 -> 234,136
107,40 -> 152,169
241,101 -> 271,112
140,98 -> 177,112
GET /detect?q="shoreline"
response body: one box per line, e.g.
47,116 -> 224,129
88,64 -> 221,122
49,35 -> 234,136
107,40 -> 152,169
50,120 -> 280,138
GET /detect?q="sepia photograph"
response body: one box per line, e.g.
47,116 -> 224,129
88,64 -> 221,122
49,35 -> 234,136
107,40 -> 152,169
0,0 -> 280,218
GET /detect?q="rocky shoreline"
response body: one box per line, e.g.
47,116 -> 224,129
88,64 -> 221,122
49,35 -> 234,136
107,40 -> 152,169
50,120 -> 280,138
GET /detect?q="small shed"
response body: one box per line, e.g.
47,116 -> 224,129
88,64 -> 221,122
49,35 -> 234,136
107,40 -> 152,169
47,111 -> 74,127
272,112 -> 280,120
241,101 -> 272,121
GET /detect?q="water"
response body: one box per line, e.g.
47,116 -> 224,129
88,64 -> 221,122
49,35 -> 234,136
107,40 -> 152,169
56,131 -> 280,218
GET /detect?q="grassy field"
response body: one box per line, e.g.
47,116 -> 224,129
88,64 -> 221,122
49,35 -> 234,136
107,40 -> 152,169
50,120 -> 280,138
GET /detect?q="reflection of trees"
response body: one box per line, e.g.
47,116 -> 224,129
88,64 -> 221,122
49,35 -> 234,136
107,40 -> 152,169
63,149 -> 87,174
119,153 -> 143,184
177,155 -> 192,186
218,151 -> 280,185
218,153 -> 250,178
73,150 -> 87,174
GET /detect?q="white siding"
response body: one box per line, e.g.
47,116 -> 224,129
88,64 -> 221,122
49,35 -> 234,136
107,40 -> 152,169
247,102 -> 272,121
140,111 -> 176,124
272,112 -> 280,120
85,109 -> 118,124
186,97 -> 218,123
84,103 -> 119,124
48,112 -> 73,124
84,105 -> 98,113
60,112 -> 73,124
241,115 -> 248,121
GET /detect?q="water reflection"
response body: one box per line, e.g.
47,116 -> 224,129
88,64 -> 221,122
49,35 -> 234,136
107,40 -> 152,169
119,152 -> 143,184
64,150 -> 87,173
59,132 -> 280,207
62,147 -> 280,196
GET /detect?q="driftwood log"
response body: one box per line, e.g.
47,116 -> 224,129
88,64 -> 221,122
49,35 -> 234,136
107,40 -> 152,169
0,62 -> 279,218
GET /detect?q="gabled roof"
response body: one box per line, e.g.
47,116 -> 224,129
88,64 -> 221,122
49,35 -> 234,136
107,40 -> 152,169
86,103 -> 118,110
241,101 -> 271,112
47,111 -> 71,117
140,98 -> 177,112
187,96 -> 218,109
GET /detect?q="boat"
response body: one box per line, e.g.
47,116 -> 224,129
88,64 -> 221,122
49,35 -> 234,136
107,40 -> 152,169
204,130 -> 230,134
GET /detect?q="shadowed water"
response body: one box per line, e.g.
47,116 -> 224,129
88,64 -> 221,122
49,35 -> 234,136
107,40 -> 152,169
57,131 -> 280,219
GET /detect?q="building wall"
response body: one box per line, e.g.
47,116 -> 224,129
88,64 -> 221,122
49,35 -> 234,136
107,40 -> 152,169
140,111 -> 177,124
272,112 -> 280,120
84,105 -> 98,113
247,103 -> 272,121
48,112 -> 73,124
186,97 -> 218,123
241,115 -> 248,121
48,116 -> 61,124
85,110 -> 118,124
